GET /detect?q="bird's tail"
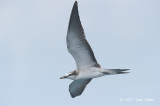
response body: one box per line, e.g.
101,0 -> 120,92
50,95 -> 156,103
102,69 -> 130,75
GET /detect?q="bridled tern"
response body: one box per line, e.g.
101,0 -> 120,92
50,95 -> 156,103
60,1 -> 129,98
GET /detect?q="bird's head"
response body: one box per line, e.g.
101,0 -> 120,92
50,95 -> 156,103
60,70 -> 77,80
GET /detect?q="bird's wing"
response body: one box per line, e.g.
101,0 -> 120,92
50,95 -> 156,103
69,79 -> 92,98
67,1 -> 99,69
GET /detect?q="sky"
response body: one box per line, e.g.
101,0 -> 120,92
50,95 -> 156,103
0,0 -> 160,106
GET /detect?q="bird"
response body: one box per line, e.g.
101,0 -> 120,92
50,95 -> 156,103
60,1 -> 129,98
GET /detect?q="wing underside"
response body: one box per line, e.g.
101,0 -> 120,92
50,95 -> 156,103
67,1 -> 99,69
69,79 -> 92,98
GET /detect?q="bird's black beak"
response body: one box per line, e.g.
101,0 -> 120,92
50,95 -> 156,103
60,76 -> 67,79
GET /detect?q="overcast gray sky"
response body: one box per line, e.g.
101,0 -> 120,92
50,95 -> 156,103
0,0 -> 160,106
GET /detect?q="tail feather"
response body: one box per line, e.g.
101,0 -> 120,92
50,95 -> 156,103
102,69 -> 130,75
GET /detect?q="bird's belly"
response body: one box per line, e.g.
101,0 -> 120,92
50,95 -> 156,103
76,68 -> 104,79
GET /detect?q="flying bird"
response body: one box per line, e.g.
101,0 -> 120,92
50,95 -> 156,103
60,1 -> 129,98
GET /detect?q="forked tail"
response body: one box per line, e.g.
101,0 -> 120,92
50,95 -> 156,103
102,69 -> 130,75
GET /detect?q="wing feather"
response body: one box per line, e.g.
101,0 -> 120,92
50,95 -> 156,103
69,79 -> 92,98
67,1 -> 99,69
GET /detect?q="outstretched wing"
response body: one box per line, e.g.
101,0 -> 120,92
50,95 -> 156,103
69,79 -> 92,98
67,1 -> 99,69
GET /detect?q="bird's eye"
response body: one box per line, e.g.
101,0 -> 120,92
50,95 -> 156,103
69,73 -> 72,76
66,73 -> 72,76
